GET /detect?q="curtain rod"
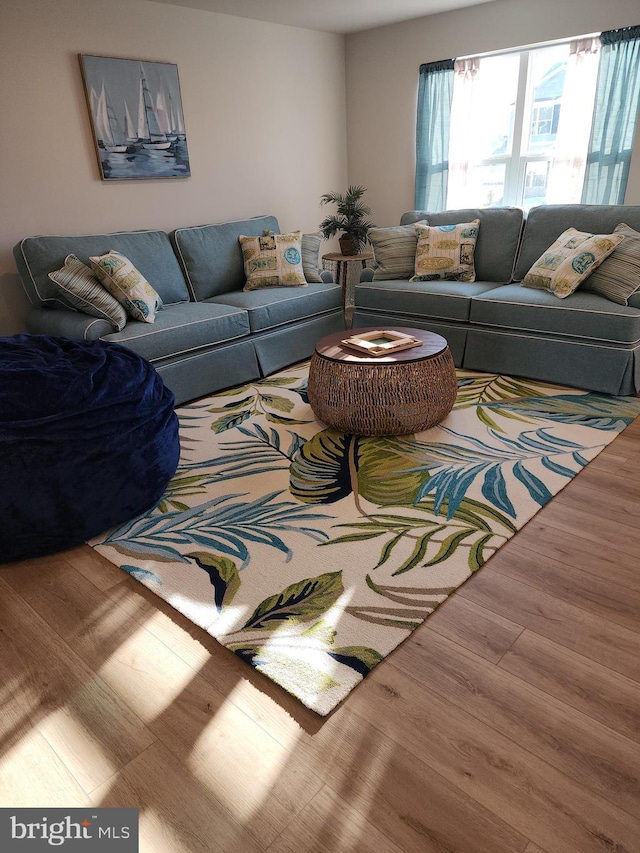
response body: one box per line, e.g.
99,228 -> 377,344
456,31 -> 599,62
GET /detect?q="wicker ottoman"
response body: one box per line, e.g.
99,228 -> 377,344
308,327 -> 457,436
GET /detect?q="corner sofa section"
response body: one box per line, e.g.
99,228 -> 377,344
354,205 -> 640,396
15,215 -> 345,404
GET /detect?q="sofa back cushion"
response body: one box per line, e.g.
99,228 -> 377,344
514,204 -> 640,281
172,215 -> 280,301
400,207 -> 523,283
15,230 -> 189,310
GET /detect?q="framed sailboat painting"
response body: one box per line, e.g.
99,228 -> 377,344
79,55 -> 191,180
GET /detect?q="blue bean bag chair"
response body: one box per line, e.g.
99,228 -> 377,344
0,335 -> 180,563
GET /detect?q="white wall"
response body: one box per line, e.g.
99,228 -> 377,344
0,0 -> 347,334
346,0 -> 640,227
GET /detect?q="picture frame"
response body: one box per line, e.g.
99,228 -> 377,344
340,329 -> 423,356
79,54 -> 190,181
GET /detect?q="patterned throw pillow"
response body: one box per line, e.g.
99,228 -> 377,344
89,251 -> 163,323
410,220 -> 480,283
369,224 -> 419,280
521,228 -> 624,299
240,231 -> 308,291
581,223 -> 640,305
48,254 -> 127,331
264,230 -> 324,283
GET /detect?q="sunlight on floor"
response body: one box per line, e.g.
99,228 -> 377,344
95,622 -> 197,721
187,680 -> 301,822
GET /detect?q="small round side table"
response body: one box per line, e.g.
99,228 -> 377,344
308,327 -> 457,436
322,251 -> 374,327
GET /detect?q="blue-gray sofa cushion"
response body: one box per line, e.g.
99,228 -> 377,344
102,301 -> 250,362
400,207 -> 524,284
172,215 -> 280,301
15,231 -> 190,309
470,284 -> 640,345
206,281 -> 342,333
513,204 -> 640,282
355,279 -> 501,322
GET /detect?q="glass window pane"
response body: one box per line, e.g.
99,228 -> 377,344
448,162 -> 506,209
522,160 -> 550,209
525,45 -> 569,155
473,55 -> 520,159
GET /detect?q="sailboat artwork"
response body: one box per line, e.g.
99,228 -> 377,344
80,54 -> 190,180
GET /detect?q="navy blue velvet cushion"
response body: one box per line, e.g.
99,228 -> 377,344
0,335 -> 180,563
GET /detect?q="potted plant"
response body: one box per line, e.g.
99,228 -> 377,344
319,185 -> 375,256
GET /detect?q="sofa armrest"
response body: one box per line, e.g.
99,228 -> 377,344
359,268 -> 375,283
26,306 -> 115,340
320,269 -> 334,284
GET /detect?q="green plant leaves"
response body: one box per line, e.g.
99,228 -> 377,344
327,646 -> 383,676
241,570 -> 344,631
290,431 -> 357,505
289,430 -> 426,508
187,551 -> 240,612
207,379 -> 310,432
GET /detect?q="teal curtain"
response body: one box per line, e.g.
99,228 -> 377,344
415,60 -> 455,211
582,26 -> 640,204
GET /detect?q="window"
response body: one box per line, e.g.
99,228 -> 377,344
446,40 -> 600,211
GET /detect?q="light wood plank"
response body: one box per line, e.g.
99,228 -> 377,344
318,722 -> 529,853
0,576 -> 155,794
390,627 -> 640,817
349,662 -> 640,853
458,571 -> 640,684
77,611 -> 322,846
0,674 -> 90,808
62,543 -> 128,592
266,786 -> 405,853
499,631 -> 640,746
491,541 -> 640,634
529,501 -> 640,560
504,517 -> 640,593
92,741 -> 264,853
423,593 -> 525,663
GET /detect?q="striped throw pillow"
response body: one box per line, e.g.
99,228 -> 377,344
370,224 -> 419,280
48,255 -> 127,331
301,233 -> 324,283
582,223 -> 640,305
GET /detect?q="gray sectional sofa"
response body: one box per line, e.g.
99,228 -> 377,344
354,205 -> 640,396
14,215 -> 345,404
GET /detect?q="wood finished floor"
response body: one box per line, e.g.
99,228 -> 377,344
1,418 -> 640,852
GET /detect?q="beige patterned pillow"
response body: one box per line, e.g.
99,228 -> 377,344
263,230 -> 324,283
410,220 -> 479,283
49,254 -> 127,331
521,228 -> 624,299
240,231 -> 307,291
582,223 -> 640,305
89,250 -> 163,323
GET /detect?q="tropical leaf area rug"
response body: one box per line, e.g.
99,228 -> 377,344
91,363 -> 640,715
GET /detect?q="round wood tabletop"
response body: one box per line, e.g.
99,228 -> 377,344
314,326 -> 449,364
321,251 -> 374,263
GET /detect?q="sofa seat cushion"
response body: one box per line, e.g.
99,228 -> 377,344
172,215 -> 280,301
102,301 -> 250,361
470,284 -> 640,345
15,230 -> 190,309
206,282 -> 342,333
355,280 -> 502,323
